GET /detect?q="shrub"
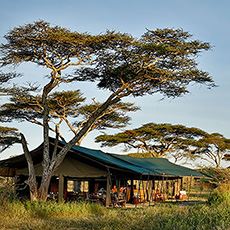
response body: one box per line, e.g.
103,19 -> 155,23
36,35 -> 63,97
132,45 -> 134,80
0,180 -> 17,207
208,183 -> 230,205
200,167 -> 230,187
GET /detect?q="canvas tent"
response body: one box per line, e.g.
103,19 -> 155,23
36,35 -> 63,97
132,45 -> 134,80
0,138 -> 203,205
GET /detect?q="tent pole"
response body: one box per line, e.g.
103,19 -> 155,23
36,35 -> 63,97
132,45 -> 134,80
142,179 -> 145,205
162,174 -> 165,201
188,176 -> 192,201
166,177 -> 168,199
146,174 -> 150,206
130,179 -> 134,203
106,169 -> 111,207
176,178 -> 179,199
138,175 -> 142,203
58,174 -> 64,202
180,177 -> 183,191
150,179 -> 154,203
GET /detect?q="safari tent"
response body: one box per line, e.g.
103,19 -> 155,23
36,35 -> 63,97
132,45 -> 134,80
0,138 -> 203,206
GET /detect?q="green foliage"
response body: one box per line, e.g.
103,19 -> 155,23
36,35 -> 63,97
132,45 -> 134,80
208,183 -> 230,206
96,123 -> 230,167
96,123 -> 207,158
0,71 -> 20,88
200,168 -> 230,205
0,90 -> 85,122
20,201 -> 106,219
208,190 -> 225,205
74,27 -> 214,98
0,21 -> 215,148
0,72 -> 21,151
1,21 -> 214,98
200,167 -> 230,186
76,102 -> 139,131
0,178 -> 17,207
0,88 -> 138,139
0,126 -> 20,152
191,133 -> 230,168
0,20 -> 105,67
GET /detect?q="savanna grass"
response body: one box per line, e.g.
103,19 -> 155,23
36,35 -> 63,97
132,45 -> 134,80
0,200 -> 229,230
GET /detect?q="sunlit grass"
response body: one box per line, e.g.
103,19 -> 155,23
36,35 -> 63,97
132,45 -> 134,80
0,200 -> 229,230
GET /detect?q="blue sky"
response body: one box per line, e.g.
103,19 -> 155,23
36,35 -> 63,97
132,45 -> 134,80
0,0 -> 230,162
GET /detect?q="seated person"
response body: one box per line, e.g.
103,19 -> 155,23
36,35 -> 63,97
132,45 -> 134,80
154,189 -> 164,201
112,185 -> 117,193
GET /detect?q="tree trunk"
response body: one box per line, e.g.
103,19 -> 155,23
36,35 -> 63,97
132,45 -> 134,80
23,84 -> 127,202
38,172 -> 53,201
20,133 -> 39,201
30,191 -> 38,201
38,74 -> 59,201
26,168 -> 53,202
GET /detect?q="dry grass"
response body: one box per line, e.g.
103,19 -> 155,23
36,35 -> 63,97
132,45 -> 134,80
0,201 -> 229,230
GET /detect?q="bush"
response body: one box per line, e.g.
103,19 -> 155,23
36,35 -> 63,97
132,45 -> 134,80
200,167 -> 230,187
0,180 -> 17,207
208,190 -> 224,205
208,183 -> 230,205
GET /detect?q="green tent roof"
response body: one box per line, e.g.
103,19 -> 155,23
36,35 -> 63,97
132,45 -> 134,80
111,154 -> 203,177
69,143 -> 203,177
68,144 -> 152,175
0,138 -> 203,178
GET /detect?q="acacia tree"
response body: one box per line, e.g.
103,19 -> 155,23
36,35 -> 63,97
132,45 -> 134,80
0,89 -> 138,144
0,72 -> 21,152
95,123 -> 208,160
192,133 -> 230,168
0,21 -> 214,201
96,124 -> 230,167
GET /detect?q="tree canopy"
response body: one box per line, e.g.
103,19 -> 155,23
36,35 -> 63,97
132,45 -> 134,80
0,126 -> 20,152
191,133 -> 230,168
1,21 -> 214,97
0,89 -> 138,143
96,123 -> 230,168
0,21 -> 215,201
0,71 -> 21,152
95,123 -> 208,159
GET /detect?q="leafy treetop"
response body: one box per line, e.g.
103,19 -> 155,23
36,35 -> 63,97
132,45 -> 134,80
95,123 -> 208,158
96,123 -> 230,168
0,89 -> 138,143
191,133 -> 230,168
1,21 -> 214,99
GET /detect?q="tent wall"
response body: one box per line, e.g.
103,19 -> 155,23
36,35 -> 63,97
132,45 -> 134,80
16,157 -> 107,178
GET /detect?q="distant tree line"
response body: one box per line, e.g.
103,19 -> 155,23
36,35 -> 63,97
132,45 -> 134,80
96,123 -> 230,168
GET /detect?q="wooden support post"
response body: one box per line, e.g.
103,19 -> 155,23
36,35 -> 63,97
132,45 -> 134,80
176,178 -> 180,196
151,180 -> 155,202
148,180 -> 152,204
172,180 -> 176,197
180,177 -> 183,191
130,179 -> 134,203
188,176 -> 192,201
106,171 -> 111,207
58,174 -> 64,202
